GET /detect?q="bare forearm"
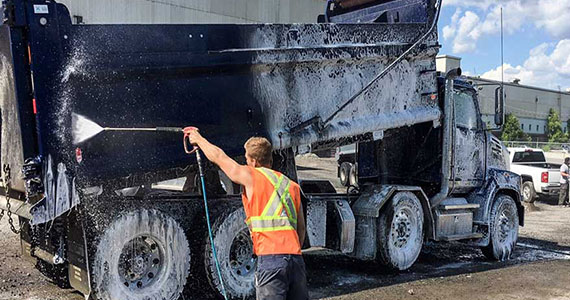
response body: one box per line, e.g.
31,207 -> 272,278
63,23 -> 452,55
194,136 -> 226,167
191,134 -> 251,187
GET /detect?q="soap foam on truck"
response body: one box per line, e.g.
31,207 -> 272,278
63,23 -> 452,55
0,0 -> 522,299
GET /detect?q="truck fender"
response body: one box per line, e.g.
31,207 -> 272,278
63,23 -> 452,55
351,185 -> 434,260
472,168 -> 523,227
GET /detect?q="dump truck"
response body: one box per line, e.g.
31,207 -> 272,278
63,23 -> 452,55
0,0 -> 522,299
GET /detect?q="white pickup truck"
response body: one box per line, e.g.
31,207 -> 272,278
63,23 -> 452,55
508,147 -> 561,202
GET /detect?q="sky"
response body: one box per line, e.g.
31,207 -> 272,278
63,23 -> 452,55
438,0 -> 570,91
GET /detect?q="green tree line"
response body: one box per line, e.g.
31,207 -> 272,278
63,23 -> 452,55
500,108 -> 569,143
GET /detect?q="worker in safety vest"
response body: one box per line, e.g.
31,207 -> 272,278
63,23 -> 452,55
186,128 -> 308,300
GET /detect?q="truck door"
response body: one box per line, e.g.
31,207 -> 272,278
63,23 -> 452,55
452,88 -> 485,191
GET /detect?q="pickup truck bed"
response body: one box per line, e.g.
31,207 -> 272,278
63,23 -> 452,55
508,148 -> 560,202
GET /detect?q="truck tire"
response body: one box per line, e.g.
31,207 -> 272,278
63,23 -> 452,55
205,207 -> 256,299
92,209 -> 190,300
349,163 -> 358,187
521,181 -> 536,203
339,162 -> 351,186
376,191 -> 424,270
481,194 -> 519,261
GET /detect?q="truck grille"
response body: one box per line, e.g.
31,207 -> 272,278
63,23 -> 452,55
490,136 -> 503,156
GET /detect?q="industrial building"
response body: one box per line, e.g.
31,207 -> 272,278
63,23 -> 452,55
56,0 -> 325,24
437,55 -> 570,141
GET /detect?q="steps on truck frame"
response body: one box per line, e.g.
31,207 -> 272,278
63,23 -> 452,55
440,203 -> 480,210
435,198 -> 481,241
439,232 -> 483,241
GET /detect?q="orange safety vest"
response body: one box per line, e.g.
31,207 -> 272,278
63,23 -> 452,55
241,167 -> 302,256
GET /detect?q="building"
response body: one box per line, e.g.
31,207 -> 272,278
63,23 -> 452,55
56,0 -> 326,24
436,55 -> 570,141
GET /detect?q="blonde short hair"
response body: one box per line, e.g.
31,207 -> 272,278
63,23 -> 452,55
244,137 -> 273,167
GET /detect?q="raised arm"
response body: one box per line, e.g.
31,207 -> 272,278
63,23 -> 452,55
186,128 -> 253,189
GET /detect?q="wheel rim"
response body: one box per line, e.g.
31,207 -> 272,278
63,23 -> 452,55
522,185 -> 531,201
391,207 -> 417,249
118,235 -> 164,290
497,202 -> 517,244
229,229 -> 256,278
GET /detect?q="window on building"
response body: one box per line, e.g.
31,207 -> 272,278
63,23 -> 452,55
529,124 -> 531,131
521,123 -> 524,130
536,125 -> 539,132
544,125 -> 547,132
73,15 -> 84,25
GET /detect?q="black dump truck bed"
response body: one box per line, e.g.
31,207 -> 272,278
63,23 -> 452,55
1,0 -> 438,224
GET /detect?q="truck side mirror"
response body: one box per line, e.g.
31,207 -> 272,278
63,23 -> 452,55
494,86 -> 504,126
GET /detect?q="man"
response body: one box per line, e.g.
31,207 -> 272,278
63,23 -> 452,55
186,128 -> 308,300
559,157 -> 570,206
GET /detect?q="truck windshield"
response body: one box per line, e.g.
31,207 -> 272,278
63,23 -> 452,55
512,151 -> 546,163
454,89 -> 478,129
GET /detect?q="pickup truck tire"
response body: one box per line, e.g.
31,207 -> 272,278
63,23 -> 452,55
521,181 -> 536,203
377,191 -> 424,270
349,164 -> 358,187
205,207 -> 256,299
481,195 -> 519,261
219,170 -> 239,195
92,209 -> 190,300
339,162 -> 351,186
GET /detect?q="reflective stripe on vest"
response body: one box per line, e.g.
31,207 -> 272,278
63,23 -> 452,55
246,168 -> 298,233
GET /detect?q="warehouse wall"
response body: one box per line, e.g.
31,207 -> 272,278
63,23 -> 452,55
57,0 -> 326,24
473,77 -> 570,137
436,55 -> 570,140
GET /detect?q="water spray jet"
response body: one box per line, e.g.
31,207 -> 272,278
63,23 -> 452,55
72,113 -> 182,144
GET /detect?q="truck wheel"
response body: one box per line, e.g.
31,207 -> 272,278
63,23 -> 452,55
377,192 -> 424,270
349,164 -> 358,187
93,209 -> 190,300
206,207 -> 256,299
521,181 -> 536,203
481,195 -> 519,261
339,162 -> 351,186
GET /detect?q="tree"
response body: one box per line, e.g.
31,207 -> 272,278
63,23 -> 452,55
546,108 -> 568,143
500,113 -> 530,141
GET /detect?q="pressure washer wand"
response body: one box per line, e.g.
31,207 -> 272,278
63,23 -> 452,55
102,127 -> 183,133
193,142 -> 228,300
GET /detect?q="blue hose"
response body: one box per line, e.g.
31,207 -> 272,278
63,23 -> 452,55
197,150 -> 228,300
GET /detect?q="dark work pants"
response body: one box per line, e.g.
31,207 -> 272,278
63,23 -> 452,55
255,254 -> 309,300
560,183 -> 569,205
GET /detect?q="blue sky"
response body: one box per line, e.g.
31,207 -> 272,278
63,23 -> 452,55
437,0 -> 570,91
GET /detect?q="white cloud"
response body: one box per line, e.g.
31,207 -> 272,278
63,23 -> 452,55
479,40 -> 570,90
442,0 -> 570,54
442,0 -> 495,10
452,11 -> 480,53
442,8 -> 461,40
